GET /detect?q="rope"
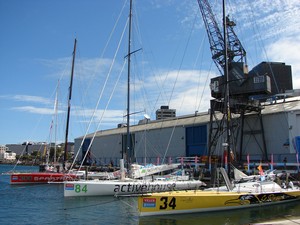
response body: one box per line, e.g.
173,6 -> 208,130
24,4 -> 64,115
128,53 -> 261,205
70,18 -> 128,170
62,198 -> 118,211
116,196 -> 136,210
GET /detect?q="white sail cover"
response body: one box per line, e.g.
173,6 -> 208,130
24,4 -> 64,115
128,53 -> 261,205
130,163 -> 180,179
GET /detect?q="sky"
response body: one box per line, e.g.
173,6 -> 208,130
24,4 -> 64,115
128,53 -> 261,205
1,0 -> 300,146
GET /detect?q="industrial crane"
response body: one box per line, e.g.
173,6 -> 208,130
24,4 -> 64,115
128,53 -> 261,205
197,0 -> 247,79
196,0 -> 269,162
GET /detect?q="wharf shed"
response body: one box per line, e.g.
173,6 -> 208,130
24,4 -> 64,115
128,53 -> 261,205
74,97 -> 300,166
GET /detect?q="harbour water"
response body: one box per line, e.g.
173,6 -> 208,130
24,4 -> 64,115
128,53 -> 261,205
1,164 -> 300,225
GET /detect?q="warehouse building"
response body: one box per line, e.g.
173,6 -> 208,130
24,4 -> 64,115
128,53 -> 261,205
74,93 -> 300,167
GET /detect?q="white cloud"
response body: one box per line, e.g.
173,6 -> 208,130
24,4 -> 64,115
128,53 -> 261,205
183,0 -> 300,89
7,0 -> 300,130
12,106 -> 58,115
266,37 -> 300,89
75,108 -> 126,131
5,94 -> 53,105
139,69 -> 217,116
39,57 -> 116,82
75,108 -> 124,123
2,95 -> 65,115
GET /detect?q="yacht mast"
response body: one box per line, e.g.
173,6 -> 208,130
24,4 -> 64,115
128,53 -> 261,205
222,0 -> 231,177
125,0 -> 133,168
64,38 -> 77,168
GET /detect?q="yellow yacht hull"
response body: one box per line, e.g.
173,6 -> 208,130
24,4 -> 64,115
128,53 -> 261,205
137,189 -> 300,216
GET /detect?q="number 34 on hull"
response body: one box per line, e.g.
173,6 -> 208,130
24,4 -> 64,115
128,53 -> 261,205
134,189 -> 300,216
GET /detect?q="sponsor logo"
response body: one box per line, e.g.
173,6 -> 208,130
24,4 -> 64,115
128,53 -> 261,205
225,193 -> 296,206
65,183 -> 75,190
11,176 -> 18,180
143,198 -> 156,208
114,183 -> 176,193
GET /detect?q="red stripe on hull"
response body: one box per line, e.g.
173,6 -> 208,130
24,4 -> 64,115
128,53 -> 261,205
10,172 -> 78,184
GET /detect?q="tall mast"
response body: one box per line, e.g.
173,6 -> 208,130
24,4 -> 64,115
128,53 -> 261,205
125,0 -> 133,168
64,38 -> 77,167
54,80 -> 59,163
222,0 -> 231,177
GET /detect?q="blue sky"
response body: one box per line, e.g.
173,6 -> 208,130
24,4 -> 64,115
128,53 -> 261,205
1,0 -> 300,145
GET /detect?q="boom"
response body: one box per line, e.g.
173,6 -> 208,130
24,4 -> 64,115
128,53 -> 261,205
197,0 -> 247,76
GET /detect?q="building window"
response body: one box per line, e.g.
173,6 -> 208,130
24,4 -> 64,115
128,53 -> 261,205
254,76 -> 265,83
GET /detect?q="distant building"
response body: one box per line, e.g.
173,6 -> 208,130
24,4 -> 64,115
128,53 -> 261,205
6,142 -> 74,157
0,145 -> 16,161
156,106 -> 176,120
6,142 -> 47,156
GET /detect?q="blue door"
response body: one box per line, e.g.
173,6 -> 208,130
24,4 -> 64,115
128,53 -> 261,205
82,138 -> 92,165
186,125 -> 207,156
295,136 -> 300,154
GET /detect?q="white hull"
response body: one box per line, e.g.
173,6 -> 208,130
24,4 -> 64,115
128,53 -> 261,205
64,179 -> 205,197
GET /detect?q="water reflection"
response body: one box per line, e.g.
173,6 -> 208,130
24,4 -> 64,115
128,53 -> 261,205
1,164 -> 299,225
138,201 -> 300,225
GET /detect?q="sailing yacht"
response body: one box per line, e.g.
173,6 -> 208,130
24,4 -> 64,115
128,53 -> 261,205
116,0 -> 300,216
63,0 -> 206,196
10,39 -> 82,184
64,157 -> 205,197
126,167 -> 300,216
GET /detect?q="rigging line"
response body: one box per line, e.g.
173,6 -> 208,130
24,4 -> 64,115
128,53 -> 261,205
71,6 -> 127,135
161,121 -> 177,164
11,41 -> 70,167
151,71 -> 169,112
147,29 -> 184,113
43,80 -> 60,164
136,131 -> 161,158
116,197 -> 137,210
80,61 -> 126,168
150,70 -> 169,112
162,67 -> 202,163
193,31 -> 206,111
81,0 -> 128,103
80,60 -> 126,169
62,198 -> 119,211
243,117 -> 264,154
151,32 -> 184,109
131,7 -> 145,120
68,52 -> 90,135
247,1 -> 294,140
25,66 -> 67,148
141,59 -> 167,119
147,12 -> 201,155
162,29 -> 202,164
129,3 -> 150,115
196,61 -> 214,112
72,51 -> 127,172
53,80 -> 59,163
11,144 -> 28,171
157,18 -> 199,158
132,2 -> 142,46
20,56 -> 72,166
79,33 -> 128,168
70,18 -> 129,170
230,2 -> 299,155
247,2 -> 280,92
167,13 -> 198,106
130,1 -> 145,118
133,4 -> 176,117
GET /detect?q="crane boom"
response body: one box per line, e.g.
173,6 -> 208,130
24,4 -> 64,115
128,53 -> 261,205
197,0 -> 247,77
197,0 -> 270,163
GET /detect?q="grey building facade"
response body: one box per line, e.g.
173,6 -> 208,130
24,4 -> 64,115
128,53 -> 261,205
74,96 -> 300,166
